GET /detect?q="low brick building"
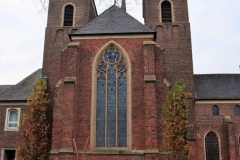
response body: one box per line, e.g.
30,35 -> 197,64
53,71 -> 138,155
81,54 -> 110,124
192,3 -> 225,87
0,0 -> 240,159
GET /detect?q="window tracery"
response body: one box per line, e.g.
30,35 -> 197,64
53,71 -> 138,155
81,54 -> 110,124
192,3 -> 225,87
205,131 -> 220,160
96,46 -> 127,147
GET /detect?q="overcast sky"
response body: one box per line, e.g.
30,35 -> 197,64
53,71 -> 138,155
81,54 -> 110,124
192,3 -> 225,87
0,0 -> 239,85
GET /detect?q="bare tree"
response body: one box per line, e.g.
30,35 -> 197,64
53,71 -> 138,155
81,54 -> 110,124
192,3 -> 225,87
31,0 -> 140,14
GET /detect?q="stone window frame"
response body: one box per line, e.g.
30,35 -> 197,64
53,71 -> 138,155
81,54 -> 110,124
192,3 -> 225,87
1,148 -> 17,160
62,3 -> 76,27
4,108 -> 21,131
204,130 -> 221,160
158,0 -> 175,23
90,40 -> 132,150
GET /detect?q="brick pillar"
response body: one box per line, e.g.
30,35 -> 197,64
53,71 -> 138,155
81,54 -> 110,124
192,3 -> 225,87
143,41 -> 159,157
225,116 -> 236,160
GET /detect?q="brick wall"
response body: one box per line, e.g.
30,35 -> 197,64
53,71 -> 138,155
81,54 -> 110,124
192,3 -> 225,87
0,104 -> 27,148
195,103 -> 240,160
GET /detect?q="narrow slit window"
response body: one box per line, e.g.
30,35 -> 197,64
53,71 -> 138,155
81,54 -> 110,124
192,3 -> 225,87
161,1 -> 172,23
205,131 -> 220,160
234,105 -> 240,116
64,5 -> 74,26
96,46 -> 127,147
212,105 -> 219,116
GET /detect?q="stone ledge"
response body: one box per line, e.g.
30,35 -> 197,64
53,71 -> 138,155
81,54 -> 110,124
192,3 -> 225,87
49,149 -> 59,155
143,41 -> 157,45
64,77 -> 76,84
144,149 -> 159,154
184,93 -> 193,99
67,42 -> 80,47
59,148 -> 74,154
144,75 -> 156,82
187,133 -> 196,140
49,149 -> 169,155
225,116 -> 233,123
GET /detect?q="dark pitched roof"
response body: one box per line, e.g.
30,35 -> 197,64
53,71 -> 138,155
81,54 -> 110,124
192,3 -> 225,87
71,5 -> 154,36
0,85 -> 13,95
194,74 -> 240,100
0,69 -> 42,101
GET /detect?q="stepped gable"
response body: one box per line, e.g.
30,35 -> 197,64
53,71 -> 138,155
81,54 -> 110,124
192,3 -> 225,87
194,74 -> 240,99
0,69 -> 42,101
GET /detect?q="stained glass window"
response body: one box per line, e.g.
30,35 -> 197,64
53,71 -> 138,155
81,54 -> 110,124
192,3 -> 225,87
205,132 -> 220,160
96,46 -> 127,147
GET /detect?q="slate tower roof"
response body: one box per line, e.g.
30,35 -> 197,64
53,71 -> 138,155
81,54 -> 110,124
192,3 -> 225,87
71,5 -> 154,36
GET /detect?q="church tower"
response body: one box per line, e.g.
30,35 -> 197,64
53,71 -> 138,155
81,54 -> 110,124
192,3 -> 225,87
143,0 -> 195,123
42,0 -> 97,94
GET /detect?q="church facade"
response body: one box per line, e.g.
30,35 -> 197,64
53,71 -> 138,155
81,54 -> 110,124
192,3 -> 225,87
0,0 -> 240,159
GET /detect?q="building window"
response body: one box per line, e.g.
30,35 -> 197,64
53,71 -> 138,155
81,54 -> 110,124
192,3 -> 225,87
212,105 -> 219,116
205,131 -> 220,160
1,148 -> 17,160
96,46 -> 127,147
5,108 -> 20,131
161,1 -> 172,23
64,5 -> 74,26
234,105 -> 240,116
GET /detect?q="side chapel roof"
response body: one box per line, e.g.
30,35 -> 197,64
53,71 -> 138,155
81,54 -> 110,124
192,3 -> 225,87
194,74 -> 240,100
0,69 -> 42,101
71,5 -> 154,36
0,85 -> 13,95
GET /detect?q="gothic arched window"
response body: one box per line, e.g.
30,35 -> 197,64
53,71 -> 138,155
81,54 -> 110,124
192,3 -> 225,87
64,5 -> 74,26
205,131 -> 220,160
96,46 -> 127,147
161,1 -> 172,23
234,105 -> 240,116
212,105 -> 219,116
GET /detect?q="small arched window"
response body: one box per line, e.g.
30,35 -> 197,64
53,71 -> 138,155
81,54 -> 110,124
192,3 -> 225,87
64,5 -> 74,26
234,105 -> 240,116
205,131 -> 220,160
161,1 -> 172,23
212,105 -> 219,116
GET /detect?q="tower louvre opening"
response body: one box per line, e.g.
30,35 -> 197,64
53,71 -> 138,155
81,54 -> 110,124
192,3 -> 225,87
161,1 -> 172,23
64,5 -> 74,26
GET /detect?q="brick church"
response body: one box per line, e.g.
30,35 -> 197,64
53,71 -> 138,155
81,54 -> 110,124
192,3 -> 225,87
1,0 -> 240,159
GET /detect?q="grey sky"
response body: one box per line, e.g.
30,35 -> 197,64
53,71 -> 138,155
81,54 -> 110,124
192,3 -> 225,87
0,0 -> 239,85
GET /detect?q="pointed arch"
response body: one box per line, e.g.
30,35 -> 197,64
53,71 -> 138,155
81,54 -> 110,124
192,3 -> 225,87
204,131 -> 220,160
91,41 -> 132,149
